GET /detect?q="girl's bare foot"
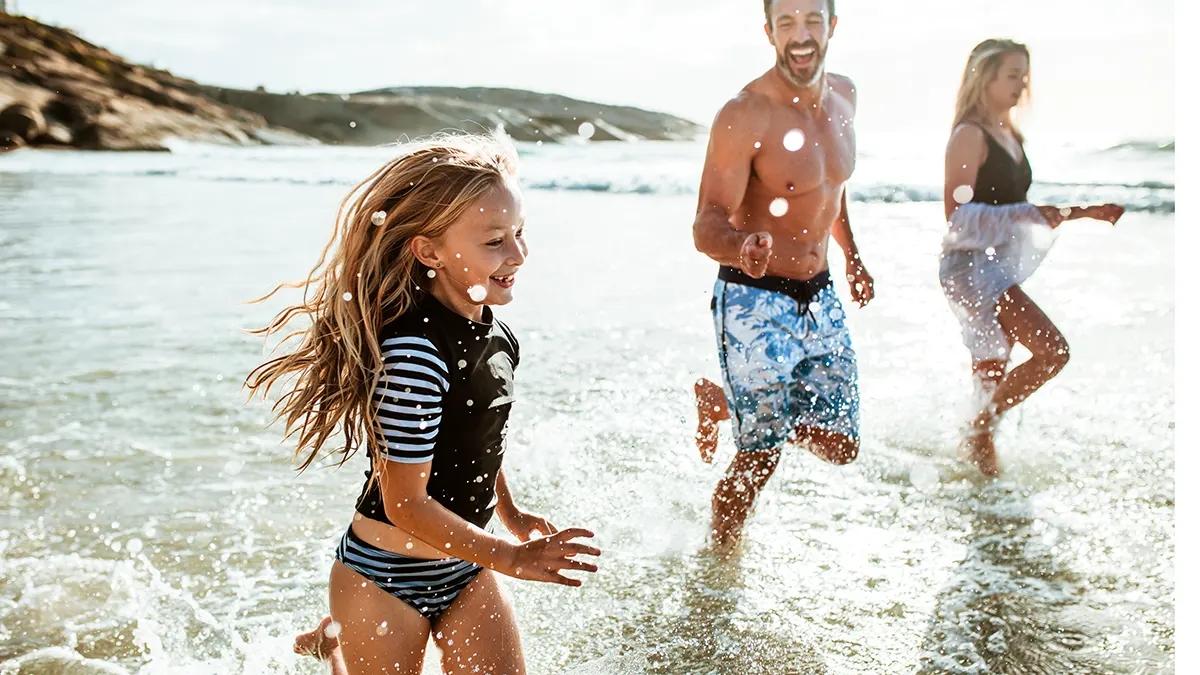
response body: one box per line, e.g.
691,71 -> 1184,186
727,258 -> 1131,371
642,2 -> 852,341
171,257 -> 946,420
294,616 -> 339,662
695,378 -> 727,464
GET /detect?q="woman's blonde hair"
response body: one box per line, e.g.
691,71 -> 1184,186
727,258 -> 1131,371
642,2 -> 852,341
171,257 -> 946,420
245,132 -> 519,473
952,38 -> 1031,141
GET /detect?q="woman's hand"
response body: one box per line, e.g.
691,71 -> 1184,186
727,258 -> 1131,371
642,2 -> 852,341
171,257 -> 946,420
497,528 -> 600,587
500,508 -> 559,543
1036,205 -> 1069,229
1082,203 -> 1126,225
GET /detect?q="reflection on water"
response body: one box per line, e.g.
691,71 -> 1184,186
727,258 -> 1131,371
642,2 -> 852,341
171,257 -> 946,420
639,548 -> 828,674
920,485 -> 1105,674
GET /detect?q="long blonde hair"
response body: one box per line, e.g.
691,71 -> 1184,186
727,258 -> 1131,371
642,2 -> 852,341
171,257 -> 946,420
245,133 -> 519,473
952,38 -> 1031,141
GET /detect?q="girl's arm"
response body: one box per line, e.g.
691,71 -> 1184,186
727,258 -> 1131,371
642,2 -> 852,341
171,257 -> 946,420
379,462 -> 596,586
495,467 -> 559,542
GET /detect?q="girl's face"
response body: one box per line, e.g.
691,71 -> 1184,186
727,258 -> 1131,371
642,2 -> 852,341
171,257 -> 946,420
987,52 -> 1029,112
414,180 -> 528,314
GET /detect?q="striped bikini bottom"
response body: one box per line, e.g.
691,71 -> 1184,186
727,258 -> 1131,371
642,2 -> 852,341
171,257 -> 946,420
335,526 -> 483,622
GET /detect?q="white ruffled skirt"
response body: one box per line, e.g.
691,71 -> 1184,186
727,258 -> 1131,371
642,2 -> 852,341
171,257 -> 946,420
938,202 -> 1056,363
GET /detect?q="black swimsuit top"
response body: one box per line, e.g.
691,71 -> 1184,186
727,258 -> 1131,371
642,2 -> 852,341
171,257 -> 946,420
967,123 -> 1033,206
355,291 -> 519,530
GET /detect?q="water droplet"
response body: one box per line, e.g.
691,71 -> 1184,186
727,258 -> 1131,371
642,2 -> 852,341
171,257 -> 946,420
467,285 -> 487,302
223,459 -> 244,475
375,621 -> 389,636
769,198 -> 790,217
466,400 -> 474,407
578,122 -> 596,139
458,359 -> 468,368
126,538 -> 143,554
425,269 -> 437,279
110,541 -> 122,552
792,97 -> 800,103
909,463 -> 940,490
1059,207 -> 1072,217
952,185 -> 975,204
371,211 -> 387,226
985,247 -> 996,256
753,141 -> 762,149
349,121 -> 357,128
783,129 -> 806,152
342,292 -> 353,301
406,541 -> 414,549
325,621 -> 342,639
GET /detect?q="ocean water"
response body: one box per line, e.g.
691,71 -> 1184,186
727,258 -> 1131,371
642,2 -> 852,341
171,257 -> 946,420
0,138 -> 1174,674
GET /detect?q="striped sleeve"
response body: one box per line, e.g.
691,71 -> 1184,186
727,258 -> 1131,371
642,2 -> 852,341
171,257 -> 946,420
373,335 -> 449,464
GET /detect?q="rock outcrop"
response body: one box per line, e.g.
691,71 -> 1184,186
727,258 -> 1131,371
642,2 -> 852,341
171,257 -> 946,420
1,12 -> 704,152
202,86 -> 705,146
0,12 -> 312,151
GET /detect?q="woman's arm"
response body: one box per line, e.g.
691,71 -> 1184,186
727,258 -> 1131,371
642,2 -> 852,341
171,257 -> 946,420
944,124 -> 987,222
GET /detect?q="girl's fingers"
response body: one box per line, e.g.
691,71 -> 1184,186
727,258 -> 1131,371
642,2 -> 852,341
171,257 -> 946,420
556,558 -> 599,573
561,542 -> 602,558
553,528 -> 595,542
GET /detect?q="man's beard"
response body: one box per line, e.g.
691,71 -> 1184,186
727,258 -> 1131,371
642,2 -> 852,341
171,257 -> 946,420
777,41 -> 826,88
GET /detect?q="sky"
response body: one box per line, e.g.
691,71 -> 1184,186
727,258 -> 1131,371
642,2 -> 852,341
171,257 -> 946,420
14,0 -> 1175,145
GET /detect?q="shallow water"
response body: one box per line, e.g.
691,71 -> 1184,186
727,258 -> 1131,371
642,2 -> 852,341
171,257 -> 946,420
0,153 -> 1174,674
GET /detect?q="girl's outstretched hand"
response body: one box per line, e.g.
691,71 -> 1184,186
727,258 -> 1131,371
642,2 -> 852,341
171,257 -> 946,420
501,509 -> 559,543
500,528 -> 600,587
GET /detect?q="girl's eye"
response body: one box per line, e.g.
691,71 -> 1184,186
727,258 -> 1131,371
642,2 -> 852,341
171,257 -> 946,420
487,239 -> 504,247
515,229 -> 525,239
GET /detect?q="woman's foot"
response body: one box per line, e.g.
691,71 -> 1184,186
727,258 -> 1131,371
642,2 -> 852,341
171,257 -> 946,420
961,429 -> 1000,477
694,379 -> 727,464
960,410 -> 1001,477
294,616 -> 340,662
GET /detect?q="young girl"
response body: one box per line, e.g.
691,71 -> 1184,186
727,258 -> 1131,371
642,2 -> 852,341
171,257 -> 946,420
939,39 -> 1125,476
246,133 -> 600,674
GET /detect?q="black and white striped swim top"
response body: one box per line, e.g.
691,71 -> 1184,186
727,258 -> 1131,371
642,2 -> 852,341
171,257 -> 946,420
355,290 -> 519,530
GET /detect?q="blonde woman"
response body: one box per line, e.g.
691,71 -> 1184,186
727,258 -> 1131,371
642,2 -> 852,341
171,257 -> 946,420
246,134 -> 600,674
940,39 -> 1124,476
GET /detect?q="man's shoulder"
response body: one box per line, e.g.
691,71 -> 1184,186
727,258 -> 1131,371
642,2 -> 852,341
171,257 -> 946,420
720,86 -> 773,120
827,72 -> 857,110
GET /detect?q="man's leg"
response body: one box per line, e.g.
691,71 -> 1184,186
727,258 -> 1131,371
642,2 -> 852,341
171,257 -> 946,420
790,285 -> 861,466
795,427 -> 859,465
695,377 -> 730,464
711,446 -> 783,549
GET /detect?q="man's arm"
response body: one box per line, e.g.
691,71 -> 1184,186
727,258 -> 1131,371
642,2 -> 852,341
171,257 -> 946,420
693,94 -> 774,278
832,189 -> 874,307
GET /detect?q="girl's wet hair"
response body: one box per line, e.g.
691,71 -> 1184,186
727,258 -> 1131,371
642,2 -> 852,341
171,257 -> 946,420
952,38 -> 1032,140
245,131 -> 519,473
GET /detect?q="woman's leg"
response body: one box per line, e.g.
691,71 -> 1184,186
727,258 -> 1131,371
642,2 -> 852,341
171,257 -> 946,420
329,561 -> 433,675
987,285 -> 1071,420
433,570 -> 526,675
964,359 -> 1006,477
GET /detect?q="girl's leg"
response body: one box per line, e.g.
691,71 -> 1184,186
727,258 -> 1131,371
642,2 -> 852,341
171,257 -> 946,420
433,570 -> 526,675
987,285 -> 1071,420
329,561 -> 433,675
295,616 -> 350,675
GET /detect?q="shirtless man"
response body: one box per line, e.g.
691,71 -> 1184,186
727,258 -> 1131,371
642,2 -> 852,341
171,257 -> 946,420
692,0 -> 874,548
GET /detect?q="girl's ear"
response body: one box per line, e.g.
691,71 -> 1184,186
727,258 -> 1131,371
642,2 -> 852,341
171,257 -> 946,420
410,235 -> 442,269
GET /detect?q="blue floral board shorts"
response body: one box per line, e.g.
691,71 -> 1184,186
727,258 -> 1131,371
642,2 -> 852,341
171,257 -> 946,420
711,269 -> 861,454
